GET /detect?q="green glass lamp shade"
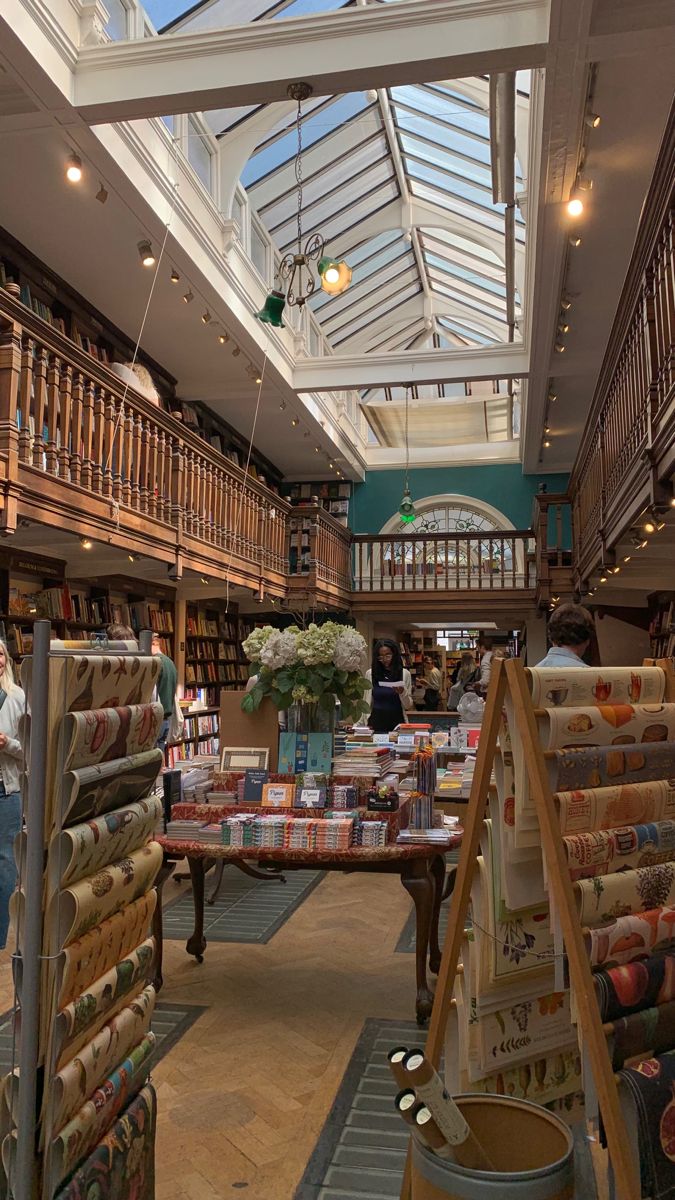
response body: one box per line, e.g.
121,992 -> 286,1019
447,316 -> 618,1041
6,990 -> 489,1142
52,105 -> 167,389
255,289 -> 285,327
318,256 -> 352,296
399,490 -> 416,523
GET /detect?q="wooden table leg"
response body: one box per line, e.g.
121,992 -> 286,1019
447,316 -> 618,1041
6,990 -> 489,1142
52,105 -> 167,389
186,856 -> 207,963
152,858 -> 176,992
428,855 -> 446,975
401,859 -> 434,1025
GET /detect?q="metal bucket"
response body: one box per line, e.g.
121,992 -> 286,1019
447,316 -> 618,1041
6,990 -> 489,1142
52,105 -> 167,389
411,1095 -> 574,1200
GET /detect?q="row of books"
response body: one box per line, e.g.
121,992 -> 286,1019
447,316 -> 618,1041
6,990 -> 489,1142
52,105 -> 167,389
166,814 -> 369,851
185,640 -> 241,661
165,740 -> 219,766
332,747 -> 395,777
185,663 -> 245,685
183,713 -> 219,737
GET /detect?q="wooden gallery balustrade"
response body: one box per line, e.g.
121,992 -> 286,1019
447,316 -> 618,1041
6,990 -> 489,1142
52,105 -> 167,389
0,295 -> 289,594
569,102 -> 675,583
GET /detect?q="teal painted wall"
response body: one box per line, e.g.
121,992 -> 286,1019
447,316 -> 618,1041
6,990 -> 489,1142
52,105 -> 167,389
351,465 -> 571,542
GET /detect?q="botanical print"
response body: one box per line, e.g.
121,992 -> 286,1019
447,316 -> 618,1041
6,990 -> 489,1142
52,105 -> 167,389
62,750 -> 164,828
577,864 -> 675,926
52,1084 -> 156,1200
48,1033 -> 155,1195
491,758 -> 547,910
556,780 -> 675,835
618,1049 -> 675,1200
50,987 -> 156,1136
541,703 -> 675,751
563,820 -> 675,881
587,906 -> 675,969
60,705 -> 164,775
474,991 -> 572,1076
49,798 -> 164,892
56,891 -> 157,1010
22,655 -> 160,715
48,842 -> 163,952
610,1001 -> 675,1070
594,951 -> 675,1021
54,938 -> 155,1069
551,743 -> 675,792
529,666 -> 665,708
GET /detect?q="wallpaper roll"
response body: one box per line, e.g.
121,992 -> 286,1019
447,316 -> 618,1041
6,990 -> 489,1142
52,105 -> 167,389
22,654 -> 160,715
550,742 -> 675,792
54,938 -> 155,1069
49,987 -> 156,1136
609,1000 -> 675,1070
47,842 -> 163,952
46,798 -> 163,892
528,666 -> 665,708
57,891 -> 157,1010
46,1033 -> 155,1195
577,864 -> 675,927
60,704 -> 163,775
586,906 -> 675,970
539,704 -> 675,752
563,820 -> 675,882
594,951 -> 675,1022
617,1050 -> 675,1200
556,780 -> 675,835
61,750 -> 163,828
52,1083 -> 156,1200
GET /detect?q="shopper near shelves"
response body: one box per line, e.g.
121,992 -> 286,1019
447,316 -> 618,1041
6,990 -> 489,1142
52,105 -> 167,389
536,602 -> 594,668
106,622 -> 135,643
421,654 -> 442,711
477,636 -> 494,695
364,639 -> 413,733
150,632 -> 178,752
0,639 -> 25,948
448,652 -> 479,710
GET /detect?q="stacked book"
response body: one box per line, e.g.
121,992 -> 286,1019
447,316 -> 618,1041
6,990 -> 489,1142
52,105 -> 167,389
222,816 -> 256,848
332,746 -> 394,777
199,823 -> 226,846
285,818 -> 318,850
165,819 -> 204,841
355,820 -> 388,848
315,819 -> 353,850
397,827 -> 453,844
252,816 -> 286,849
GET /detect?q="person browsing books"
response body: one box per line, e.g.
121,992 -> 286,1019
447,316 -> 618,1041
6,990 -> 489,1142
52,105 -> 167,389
536,602 -> 594,668
364,639 -> 413,733
151,632 -> 178,751
0,640 -> 25,948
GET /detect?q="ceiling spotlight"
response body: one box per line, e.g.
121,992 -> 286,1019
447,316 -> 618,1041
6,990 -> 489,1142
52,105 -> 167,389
612,565 -> 621,574
200,575 -> 210,585
554,342 -> 566,353
95,181 -> 108,204
585,112 -> 601,129
600,571 -> 608,583
314,446 -> 320,453
632,534 -> 649,550
80,536 -> 93,550
623,555 -> 631,563
138,240 -> 155,267
548,391 -> 557,403
567,197 -> 584,218
170,268 -> 180,283
127,552 -> 137,562
291,417 -> 299,427
544,425 -> 551,434
279,400 -> 286,411
643,516 -> 657,534
66,153 -> 83,183
255,374 -> 262,385
232,346 -> 240,357
560,296 -> 572,311
403,229 -> 413,243
569,235 -> 582,247
558,321 -> 570,334
201,310 -> 211,325
671,496 -> 675,508
543,439 -> 551,448
577,176 -> 594,192
336,470 -> 342,477
183,289 -> 194,304
218,333 -> 228,344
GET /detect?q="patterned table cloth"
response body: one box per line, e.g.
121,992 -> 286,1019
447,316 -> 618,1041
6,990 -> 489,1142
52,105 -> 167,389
157,836 -> 461,865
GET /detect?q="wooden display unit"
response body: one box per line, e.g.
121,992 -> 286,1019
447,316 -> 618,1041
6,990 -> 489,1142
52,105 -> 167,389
283,480 -> 351,527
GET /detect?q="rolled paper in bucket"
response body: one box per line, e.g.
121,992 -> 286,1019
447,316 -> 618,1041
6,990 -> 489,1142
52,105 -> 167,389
411,1095 -> 574,1200
402,1053 -> 495,1171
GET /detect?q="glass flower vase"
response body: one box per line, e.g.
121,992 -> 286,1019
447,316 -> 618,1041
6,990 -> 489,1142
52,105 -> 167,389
287,701 -> 337,735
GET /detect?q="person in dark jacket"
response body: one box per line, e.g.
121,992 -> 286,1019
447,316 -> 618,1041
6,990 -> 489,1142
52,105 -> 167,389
151,632 -> 178,752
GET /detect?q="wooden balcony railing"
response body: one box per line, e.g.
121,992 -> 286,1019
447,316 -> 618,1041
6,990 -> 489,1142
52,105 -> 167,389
531,493 -> 574,605
0,292 -> 289,592
352,530 -> 536,594
569,103 -> 675,581
287,506 -> 352,604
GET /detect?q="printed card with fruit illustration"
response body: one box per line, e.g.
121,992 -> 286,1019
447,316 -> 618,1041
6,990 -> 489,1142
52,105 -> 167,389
529,666 -> 665,708
539,703 -> 675,752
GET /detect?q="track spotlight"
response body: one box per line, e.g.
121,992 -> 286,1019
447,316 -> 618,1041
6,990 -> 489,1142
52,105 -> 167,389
170,268 -> 180,283
95,181 -> 108,204
567,197 -> 584,218
66,153 -> 83,183
671,496 -> 675,508
548,391 -> 557,403
569,235 -> 582,247
560,296 -> 572,311
623,555 -> 631,564
218,333 -> 228,344
544,425 -> 550,434
201,310 -> 211,325
611,565 -> 621,574
127,552 -> 137,563
291,417 -> 299,428
138,240 -> 155,267
632,534 -> 649,550
255,374 -> 262,385
314,446 -> 320,453
80,536 -> 93,550
200,576 -> 210,585
328,461 -> 334,469
585,113 -> 601,129
232,346 -> 240,357
558,321 -> 570,334
577,176 -> 593,192
543,439 -> 551,449
600,571 -> 608,583
554,342 -> 566,353
279,400 -> 286,411
183,289 -> 194,304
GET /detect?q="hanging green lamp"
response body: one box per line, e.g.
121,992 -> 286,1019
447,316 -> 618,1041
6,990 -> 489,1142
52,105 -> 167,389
399,384 -> 416,523
255,289 -> 286,327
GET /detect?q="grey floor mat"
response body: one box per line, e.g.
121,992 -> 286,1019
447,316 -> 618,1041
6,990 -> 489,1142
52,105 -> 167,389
163,865 -> 325,943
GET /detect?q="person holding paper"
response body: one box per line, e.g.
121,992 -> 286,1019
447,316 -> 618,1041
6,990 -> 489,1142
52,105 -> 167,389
364,639 -> 413,733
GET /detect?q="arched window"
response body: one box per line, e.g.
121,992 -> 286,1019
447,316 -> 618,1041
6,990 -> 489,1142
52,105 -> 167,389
382,495 -> 511,538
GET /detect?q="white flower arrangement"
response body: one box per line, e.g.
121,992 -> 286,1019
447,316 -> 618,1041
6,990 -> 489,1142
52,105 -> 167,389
241,620 -> 369,722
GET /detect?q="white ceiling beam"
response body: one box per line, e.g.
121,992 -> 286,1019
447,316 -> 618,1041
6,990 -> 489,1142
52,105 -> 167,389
293,344 -> 528,390
366,439 -> 521,467
73,0 -> 550,124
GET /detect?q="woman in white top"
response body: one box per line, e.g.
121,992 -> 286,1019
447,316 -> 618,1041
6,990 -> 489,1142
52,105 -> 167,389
0,640 -> 25,948
364,639 -> 413,733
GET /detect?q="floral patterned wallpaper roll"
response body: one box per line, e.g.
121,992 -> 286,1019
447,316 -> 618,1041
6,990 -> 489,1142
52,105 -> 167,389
60,704 -> 163,777
594,951 -> 675,1022
47,843 -> 163,952
56,891 -> 157,1011
577,863 -> 675,926
52,1084 -> 156,1200
586,907 -> 675,969
47,798 -> 163,892
61,750 -> 163,828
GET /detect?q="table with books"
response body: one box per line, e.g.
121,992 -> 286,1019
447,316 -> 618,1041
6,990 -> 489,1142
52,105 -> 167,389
157,776 -> 462,1023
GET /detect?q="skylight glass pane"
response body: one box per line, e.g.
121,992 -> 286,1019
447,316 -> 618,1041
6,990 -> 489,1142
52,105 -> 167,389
242,94 -> 368,187
423,253 -> 506,297
399,133 -> 491,187
105,0 -> 129,39
155,0 -> 350,34
187,118 -> 212,190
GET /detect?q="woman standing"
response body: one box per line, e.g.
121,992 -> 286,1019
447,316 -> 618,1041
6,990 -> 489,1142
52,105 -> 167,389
364,639 -> 413,733
421,655 -> 443,711
448,652 -> 479,710
0,640 -> 25,948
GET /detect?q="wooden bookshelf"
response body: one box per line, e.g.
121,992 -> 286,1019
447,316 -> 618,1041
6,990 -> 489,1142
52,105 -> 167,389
649,593 -> 675,659
283,479 -> 351,527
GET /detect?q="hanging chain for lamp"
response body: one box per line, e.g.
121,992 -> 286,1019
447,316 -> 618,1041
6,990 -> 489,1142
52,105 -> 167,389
399,385 -> 416,524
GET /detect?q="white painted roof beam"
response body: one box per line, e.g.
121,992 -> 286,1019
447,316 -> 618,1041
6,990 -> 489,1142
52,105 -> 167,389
293,344 -> 528,390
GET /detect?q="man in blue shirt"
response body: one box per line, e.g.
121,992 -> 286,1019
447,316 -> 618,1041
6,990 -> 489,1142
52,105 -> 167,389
536,602 -> 595,668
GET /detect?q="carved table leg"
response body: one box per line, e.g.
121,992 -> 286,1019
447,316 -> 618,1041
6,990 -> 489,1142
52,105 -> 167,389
207,860 -> 225,905
152,858 -> 176,991
401,859 -> 434,1025
428,854 -> 446,975
186,856 -> 207,963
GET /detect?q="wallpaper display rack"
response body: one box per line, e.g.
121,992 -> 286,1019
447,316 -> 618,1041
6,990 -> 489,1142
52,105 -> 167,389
400,656 -> 675,1200
4,624 -> 163,1200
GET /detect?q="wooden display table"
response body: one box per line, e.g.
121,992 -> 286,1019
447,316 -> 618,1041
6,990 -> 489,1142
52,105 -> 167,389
156,835 -> 462,1024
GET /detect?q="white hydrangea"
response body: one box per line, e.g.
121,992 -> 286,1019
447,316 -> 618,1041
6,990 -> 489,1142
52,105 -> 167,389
259,628 -> 299,670
241,625 -> 275,663
296,622 -> 339,666
334,627 -> 367,673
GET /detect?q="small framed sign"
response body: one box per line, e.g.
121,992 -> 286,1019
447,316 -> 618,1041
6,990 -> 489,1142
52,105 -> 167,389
220,747 -> 270,772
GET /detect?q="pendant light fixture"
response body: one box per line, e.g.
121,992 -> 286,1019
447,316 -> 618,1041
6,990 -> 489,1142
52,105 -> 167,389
399,386 -> 416,524
256,83 -> 351,327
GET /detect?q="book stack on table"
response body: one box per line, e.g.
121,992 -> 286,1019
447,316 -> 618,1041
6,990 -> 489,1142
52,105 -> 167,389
332,746 -> 394,777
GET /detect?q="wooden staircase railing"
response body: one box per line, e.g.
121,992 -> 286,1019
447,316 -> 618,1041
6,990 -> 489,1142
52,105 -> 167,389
352,529 -> 535,594
287,505 -> 352,606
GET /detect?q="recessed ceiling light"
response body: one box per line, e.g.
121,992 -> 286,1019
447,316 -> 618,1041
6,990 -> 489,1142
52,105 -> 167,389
138,240 -> 155,267
291,417 -> 299,427
66,153 -> 82,183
